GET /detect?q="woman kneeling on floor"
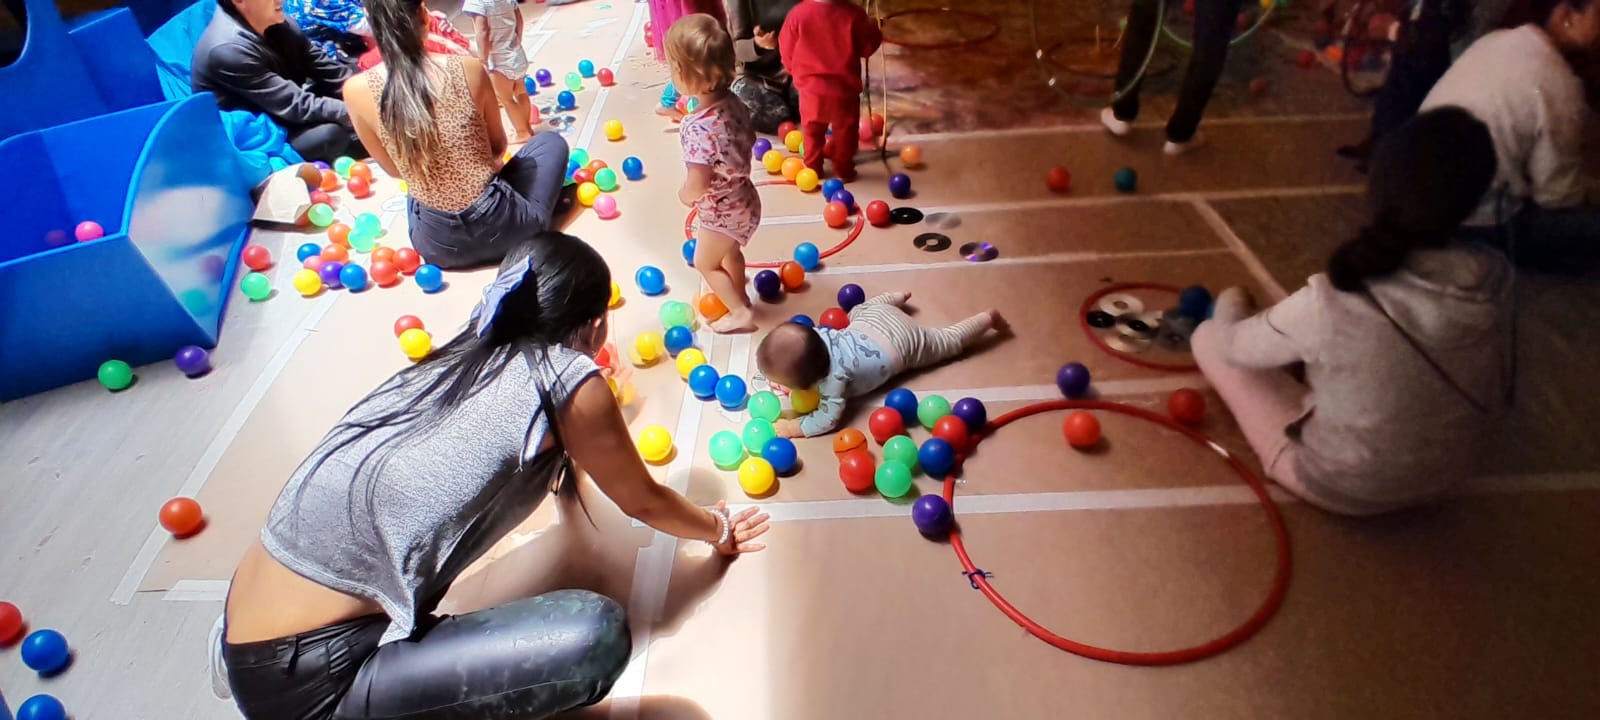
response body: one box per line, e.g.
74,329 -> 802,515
1193,107 -> 1514,517
344,0 -> 571,270
219,235 -> 769,719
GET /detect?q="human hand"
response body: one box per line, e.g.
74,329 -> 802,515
715,501 -> 770,556
773,419 -> 803,438
754,28 -> 777,50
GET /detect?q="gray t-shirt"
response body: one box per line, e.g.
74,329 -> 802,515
261,344 -> 598,644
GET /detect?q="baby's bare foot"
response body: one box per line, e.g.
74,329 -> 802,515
710,308 -> 757,334
988,309 -> 1011,337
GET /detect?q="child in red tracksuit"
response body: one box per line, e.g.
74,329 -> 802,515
779,0 -> 881,182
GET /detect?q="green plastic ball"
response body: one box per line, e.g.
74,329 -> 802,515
875,461 -> 913,497
749,391 -> 782,422
98,359 -> 133,391
709,430 -> 746,470
659,301 -> 694,330
917,395 -> 952,428
595,168 -> 619,192
743,419 -> 777,455
307,203 -> 335,228
354,212 -> 382,237
240,272 -> 272,301
883,435 -> 919,471
333,156 -> 356,178
349,230 -> 377,253
1114,167 -> 1138,193
564,72 -> 583,92
570,148 -> 590,167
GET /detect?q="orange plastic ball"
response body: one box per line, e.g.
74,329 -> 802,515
778,261 -> 805,290
781,157 -> 806,182
370,261 -> 400,286
319,169 -> 340,191
587,159 -> 608,173
899,145 -> 923,167
1063,411 -> 1101,449
321,244 -> 349,262
394,247 -> 422,274
572,169 -> 593,185
1168,388 -> 1207,425
393,314 -> 424,337
327,222 -> 351,247
833,428 -> 867,455
1047,167 -> 1073,193
159,497 -> 205,537
349,162 -> 373,182
698,292 -> 729,320
823,201 -> 849,229
839,449 -> 876,493
371,246 -> 396,265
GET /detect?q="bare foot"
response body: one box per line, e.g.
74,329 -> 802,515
988,309 -> 1011,337
710,307 -> 758,334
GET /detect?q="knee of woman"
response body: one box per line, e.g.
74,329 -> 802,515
549,589 -> 631,679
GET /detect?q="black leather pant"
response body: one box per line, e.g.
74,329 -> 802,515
224,589 -> 631,720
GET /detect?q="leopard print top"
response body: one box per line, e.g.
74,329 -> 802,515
366,56 -> 494,212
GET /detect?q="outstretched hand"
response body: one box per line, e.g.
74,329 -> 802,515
715,501 -> 770,556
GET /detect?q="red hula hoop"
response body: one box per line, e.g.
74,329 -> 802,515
881,8 -> 1002,50
1080,282 -> 1201,372
683,179 -> 866,269
942,399 -> 1292,665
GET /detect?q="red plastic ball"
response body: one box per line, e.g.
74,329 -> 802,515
1063,411 -> 1102,450
823,202 -> 850,229
1249,77 -> 1269,95
932,415 -> 971,453
858,116 -> 876,140
868,407 -> 905,445
319,169 -> 340,191
241,244 -> 272,271
159,497 -> 205,537
370,261 -> 400,287
348,175 -> 372,198
776,121 -> 798,139
1296,49 -> 1316,68
839,449 -> 877,493
587,159 -> 608,173
865,200 -> 891,227
394,314 -> 424,337
1184,0 -> 1195,12
1237,11 -> 1251,31
0,601 -> 22,645
819,307 -> 850,330
870,113 -> 885,136
309,189 -> 333,207
1047,167 -> 1072,193
572,169 -> 593,185
597,67 -> 616,86
394,247 -> 423,274
1168,388 -> 1207,425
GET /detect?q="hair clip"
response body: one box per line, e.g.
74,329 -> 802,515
472,256 -> 533,337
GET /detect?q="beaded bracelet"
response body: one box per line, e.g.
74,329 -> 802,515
708,505 -> 732,547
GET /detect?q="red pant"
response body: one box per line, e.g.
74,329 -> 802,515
800,92 -> 859,180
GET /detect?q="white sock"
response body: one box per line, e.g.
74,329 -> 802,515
1163,133 -> 1206,156
1100,107 -> 1132,138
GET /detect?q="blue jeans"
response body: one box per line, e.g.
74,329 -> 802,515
1460,203 -> 1600,274
408,132 -> 569,270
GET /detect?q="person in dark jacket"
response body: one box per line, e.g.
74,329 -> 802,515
731,0 -> 799,134
193,0 -> 365,161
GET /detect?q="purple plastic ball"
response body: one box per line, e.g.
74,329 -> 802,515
1056,362 -> 1091,398
199,254 -> 227,281
911,495 -> 953,536
319,261 -> 345,288
889,173 -> 912,199
312,161 -> 331,170
535,68 -> 553,86
829,189 -> 856,211
753,138 -> 772,159
174,345 -> 211,377
754,269 -> 782,300
952,397 -> 987,433
837,283 -> 865,312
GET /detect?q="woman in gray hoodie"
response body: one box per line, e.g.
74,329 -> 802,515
1193,107 -> 1514,516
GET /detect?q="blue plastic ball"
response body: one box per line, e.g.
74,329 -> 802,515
793,242 -> 821,271
20,629 -> 70,674
566,159 -> 581,180
715,375 -> 748,409
1114,167 -> 1138,193
1179,285 -> 1213,320
18,694 -> 66,720
622,156 -> 645,181
762,437 -> 798,474
837,283 -> 866,311
911,495 -> 953,536
918,438 -> 957,477
523,76 -> 537,94
754,270 -> 782,300
660,82 -> 679,108
889,173 -> 912,199
535,68 -> 553,86
790,314 -> 815,327
557,90 -> 576,110
663,325 -> 694,356
753,138 -> 772,159
688,364 -> 720,400
884,388 -> 918,426
415,264 -> 444,293
682,238 -> 698,266
829,189 -> 856,211
635,265 -> 666,295
339,263 -> 369,291
821,178 -> 844,200
1056,362 -> 1091,398
296,243 -> 321,262
578,59 -> 596,77
952,397 -> 988,434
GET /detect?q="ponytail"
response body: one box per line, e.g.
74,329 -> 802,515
1327,222 -> 1415,292
366,0 -> 441,179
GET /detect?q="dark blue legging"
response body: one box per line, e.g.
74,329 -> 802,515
224,589 -> 631,720
1112,0 -> 1245,143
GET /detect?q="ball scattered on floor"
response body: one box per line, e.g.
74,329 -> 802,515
754,270 -> 783,300
635,265 -> 666,295
951,397 -> 987,434
1056,362 -> 1091,398
829,189 -> 856,211
659,301 -> 694,330
794,242 -> 821,270
20,629 -> 69,674
762,437 -> 798,474
698,292 -> 729,320
833,428 -> 867,455
875,461 -> 913,497
743,419 -> 778,454
635,332 -> 664,364
1063,411 -> 1102,449
18,694 -> 66,720
821,178 -> 844,200
762,150 -> 784,174
869,406 -> 906,445
1168,388 -> 1207,424
819,307 -> 849,329
240,272 -> 271,301
688,364 -> 719,399
866,200 -> 891,227
75,220 -> 104,242
889,173 -> 912,199
159,497 -> 204,536
638,425 -> 674,464
883,435 -> 919,471
749,391 -> 782,422
884,388 -> 919,426
415,264 -> 444,293
709,430 -> 746,469
716,375 -> 748,409
916,394 -> 951,428
790,386 -> 821,414
779,261 -> 806,290
0,601 -> 24,645
839,449 -> 876,493
340,264 -> 369,291
398,328 -> 432,360
604,119 -> 625,141
900,145 -> 923,167
823,201 -> 850,228
675,348 -> 707,379
781,157 -> 805,181
918,437 -> 956,477
837,283 -> 865,311
738,457 -> 777,495
753,138 -> 772,159
174,346 -> 210,377
1113,167 -> 1138,193
1047,166 -> 1072,193
97,359 -> 133,391
795,168 -> 819,192
932,415 -> 971,453
790,314 -> 814,327
622,156 -> 644,180
393,315 -> 424,337
241,244 -> 272,271
784,130 -> 804,152
663,325 -> 694,356
911,495 -> 953,535
682,238 -> 697,266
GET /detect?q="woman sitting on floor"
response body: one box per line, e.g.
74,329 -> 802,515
218,234 -> 769,719
344,0 -> 570,269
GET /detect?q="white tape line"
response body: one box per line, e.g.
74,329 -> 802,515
575,2 -> 645,149
1191,198 -> 1290,302
815,247 -> 1231,276
163,579 -> 232,603
897,113 -> 1369,142
523,29 -> 555,61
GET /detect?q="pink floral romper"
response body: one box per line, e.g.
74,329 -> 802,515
681,97 -> 761,246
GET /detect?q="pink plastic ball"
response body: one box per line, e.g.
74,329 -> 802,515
75,221 -> 104,242
303,255 -> 327,272
594,194 -> 619,220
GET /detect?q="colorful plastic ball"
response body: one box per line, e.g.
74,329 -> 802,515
868,407 -> 905,444
159,497 -> 204,536
709,430 -> 746,469
609,281 -> 622,308
884,388 -> 919,426
790,314 -> 814,327
321,243 -> 349,263
1169,388 -> 1207,425
790,386 -> 820,414
738,457 -> 777,495
1114,167 -> 1138,193
795,167 -> 820,192
536,68 -> 553,85
823,201 -> 849,228
821,178 -> 844,200
370,261 -> 400,286
307,203 -> 335,227
1296,49 -> 1317,68
777,120 -> 798,138
394,248 -> 422,274
931,416 -> 971,454
597,67 -> 616,86
577,181 -> 601,206
97,359 -> 133,391
858,115 -> 877,140
1249,76 -> 1269,96
1056,362 -> 1092,398
303,256 -> 326,272
829,189 -> 856,211
524,75 -> 537,94
784,130 -> 804,152
354,212 -> 381,237
837,284 -> 866,312
686,364 -> 720,399
349,160 -> 372,180
398,328 -> 432,360
900,144 -> 924,167
635,332 -> 665,364
762,437 -> 798,474
604,119 -> 625,141
309,189 -> 333,207
664,325 -> 694,356
18,694 -> 66,720
833,428 -> 867,455
1047,166 -> 1073,193
746,391 -> 782,423
676,348 -> 708,380
241,244 -> 272,271
699,292 -> 729,320
716,375 -> 748,409
778,261 -> 805,290
394,315 -> 424,337
917,395 -> 952,428
754,270 -> 782,300
174,345 -> 210,377
839,449 -> 876,493
911,495 -> 953,535
918,438 -> 956,477
333,156 -> 356,177
415,264 -> 444,292
660,300 -> 694,329
340,264 -> 369,291
753,138 -> 772,158
72,220 -> 106,242
557,90 -> 576,110
348,175 -> 372,198
762,149 -> 785,174
875,461 -> 913,497
1064,411 -> 1102,449
888,173 -> 912,199
578,59 -> 596,77
781,157 -> 806,181
883,435 -> 919,471
327,222 -> 351,246
566,160 -> 582,183
819,307 -> 849,329
319,169 -> 340,191
1179,285 -> 1214,320
0,601 -> 24,645
743,418 -> 778,455
794,242 -> 821,270
20,629 -> 69,673
635,265 -> 666,295
295,243 -> 321,262
622,156 -> 644,180
564,71 -> 583,92
678,239 -> 698,268
638,425 -> 674,464
240,272 -> 272,301
594,194 -> 620,220
319,260 -> 345,288
865,200 -> 891,227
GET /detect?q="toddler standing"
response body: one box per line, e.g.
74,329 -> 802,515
780,0 -> 881,181
463,0 -> 534,142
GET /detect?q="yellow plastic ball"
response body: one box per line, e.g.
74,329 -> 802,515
784,130 -> 803,153
795,168 -> 819,192
604,119 -> 625,141
738,457 -> 776,496
609,281 -> 622,308
637,424 -> 674,464
397,180 -> 409,194
762,149 -> 784,174
635,331 -> 664,364
780,157 -> 805,182
577,182 -> 601,206
292,268 -> 322,297
790,386 -> 821,414
398,328 -> 432,360
675,347 -> 707,380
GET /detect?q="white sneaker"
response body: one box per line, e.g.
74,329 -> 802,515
1163,133 -> 1206,156
209,613 -> 232,701
1100,107 -> 1132,137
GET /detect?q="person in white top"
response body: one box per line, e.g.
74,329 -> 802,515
1420,0 -> 1600,270
463,0 -> 535,142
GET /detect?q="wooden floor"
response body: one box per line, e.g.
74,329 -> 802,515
5,2 -> 1600,719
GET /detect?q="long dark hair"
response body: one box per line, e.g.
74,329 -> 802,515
365,0 -> 442,178
1327,106 -> 1498,292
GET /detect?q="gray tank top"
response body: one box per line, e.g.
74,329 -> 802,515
261,344 -> 598,644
